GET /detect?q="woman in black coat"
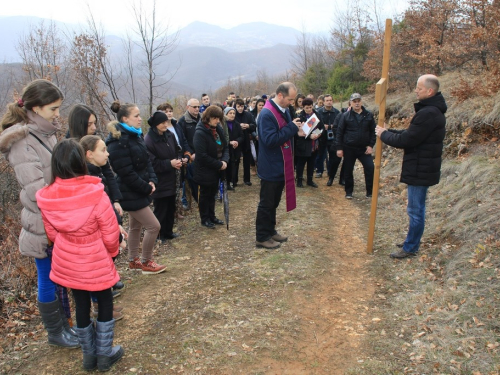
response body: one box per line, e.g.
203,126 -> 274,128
145,111 -> 182,242
106,101 -> 166,275
192,105 -> 229,229
295,98 -> 324,188
223,107 -> 244,190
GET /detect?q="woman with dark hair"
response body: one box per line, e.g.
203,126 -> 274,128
193,105 -> 229,229
37,139 -> 123,372
0,79 -> 79,349
145,111 -> 183,242
291,93 -> 305,119
295,97 -> 324,188
106,101 -> 166,275
250,98 -> 265,122
223,107 -> 243,190
68,104 -> 98,139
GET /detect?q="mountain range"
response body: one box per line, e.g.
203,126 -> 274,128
0,16 -> 301,94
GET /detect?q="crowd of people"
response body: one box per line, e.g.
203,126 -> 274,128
0,73 -> 446,370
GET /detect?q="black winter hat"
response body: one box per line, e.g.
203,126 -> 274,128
147,111 -> 168,128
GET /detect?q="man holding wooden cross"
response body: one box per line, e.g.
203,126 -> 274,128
375,74 -> 447,259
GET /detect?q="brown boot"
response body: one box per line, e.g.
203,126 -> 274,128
92,303 -> 124,321
256,239 -> 281,249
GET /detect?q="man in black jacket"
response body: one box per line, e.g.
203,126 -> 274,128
178,98 -> 201,205
234,98 -> 256,186
336,93 -> 376,199
316,95 -> 341,185
376,74 -> 447,259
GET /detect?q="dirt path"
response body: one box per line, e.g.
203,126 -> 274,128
5,175 -> 376,375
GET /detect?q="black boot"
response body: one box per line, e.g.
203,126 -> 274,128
327,178 -> 334,186
75,323 -> 97,371
59,297 -> 77,338
38,298 -> 80,348
96,319 -> 124,372
296,177 -> 304,188
307,177 -> 318,188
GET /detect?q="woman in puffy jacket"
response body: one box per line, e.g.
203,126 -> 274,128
0,79 -> 79,349
37,139 -> 123,371
106,101 -> 166,275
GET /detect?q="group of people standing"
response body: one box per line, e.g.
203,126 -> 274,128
0,72 -> 447,370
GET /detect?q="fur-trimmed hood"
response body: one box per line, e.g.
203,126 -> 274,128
0,124 -> 29,156
106,120 -> 122,140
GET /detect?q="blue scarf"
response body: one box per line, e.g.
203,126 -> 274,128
120,122 -> 142,135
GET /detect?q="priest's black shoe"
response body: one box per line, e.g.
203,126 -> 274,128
201,221 -> 216,229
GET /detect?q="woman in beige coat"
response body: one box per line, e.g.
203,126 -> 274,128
0,79 -> 79,348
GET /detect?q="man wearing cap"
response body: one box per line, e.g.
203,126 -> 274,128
336,93 -> 376,199
376,74 -> 447,259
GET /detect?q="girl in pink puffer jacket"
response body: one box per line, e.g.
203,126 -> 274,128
36,139 -> 124,372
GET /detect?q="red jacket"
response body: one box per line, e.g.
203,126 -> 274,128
36,176 -> 120,291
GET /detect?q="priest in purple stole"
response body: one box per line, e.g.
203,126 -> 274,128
255,82 -> 302,249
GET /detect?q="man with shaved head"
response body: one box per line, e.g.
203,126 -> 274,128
376,74 -> 447,259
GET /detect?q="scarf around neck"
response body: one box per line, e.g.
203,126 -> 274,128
120,122 -> 142,135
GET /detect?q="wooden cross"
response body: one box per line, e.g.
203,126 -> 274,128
367,19 -> 392,254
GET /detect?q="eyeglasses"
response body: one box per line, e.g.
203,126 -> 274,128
189,105 -> 200,109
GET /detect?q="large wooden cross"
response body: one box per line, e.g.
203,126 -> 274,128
367,19 -> 393,254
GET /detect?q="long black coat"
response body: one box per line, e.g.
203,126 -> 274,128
226,120 -> 244,160
144,128 -> 180,198
193,122 -> 229,186
336,107 -> 376,150
295,109 -> 324,157
234,110 -> 256,152
380,93 -> 447,186
106,121 -> 158,212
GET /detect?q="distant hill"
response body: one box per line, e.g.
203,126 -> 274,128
0,17 -> 299,94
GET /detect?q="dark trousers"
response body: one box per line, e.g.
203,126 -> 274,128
314,145 -> 328,173
198,183 -> 218,223
242,149 -> 252,182
327,149 -> 345,181
186,163 -> 199,203
256,179 -> 284,242
226,155 -> 240,186
153,195 -> 176,239
296,151 -> 317,180
72,288 -> 113,328
343,146 -> 374,195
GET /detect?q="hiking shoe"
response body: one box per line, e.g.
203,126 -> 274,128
315,172 -> 322,178
141,259 -> 167,275
389,249 -> 417,259
272,233 -> 288,243
345,194 -> 353,199
128,257 -> 142,271
256,239 -> 281,249
366,194 -> 372,198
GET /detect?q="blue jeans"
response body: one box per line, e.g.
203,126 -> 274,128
35,257 -> 57,303
403,185 -> 429,254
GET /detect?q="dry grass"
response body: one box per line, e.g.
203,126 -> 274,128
347,148 -> 500,374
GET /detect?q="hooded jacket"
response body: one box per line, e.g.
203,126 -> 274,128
36,176 -> 119,291
0,111 -> 59,259
380,92 -> 447,186
106,121 -> 158,212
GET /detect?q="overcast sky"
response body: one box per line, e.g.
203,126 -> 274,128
0,0 -> 409,35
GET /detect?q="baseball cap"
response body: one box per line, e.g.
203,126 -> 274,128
350,93 -> 362,101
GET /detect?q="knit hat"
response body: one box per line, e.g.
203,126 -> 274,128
224,107 -> 235,116
147,111 -> 168,128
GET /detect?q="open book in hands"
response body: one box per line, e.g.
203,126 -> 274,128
301,113 -> 322,139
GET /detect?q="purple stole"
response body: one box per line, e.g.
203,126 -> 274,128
264,101 -> 296,212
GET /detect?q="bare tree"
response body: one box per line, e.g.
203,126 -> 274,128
131,0 -> 179,115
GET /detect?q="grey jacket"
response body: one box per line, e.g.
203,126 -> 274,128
0,111 -> 60,258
